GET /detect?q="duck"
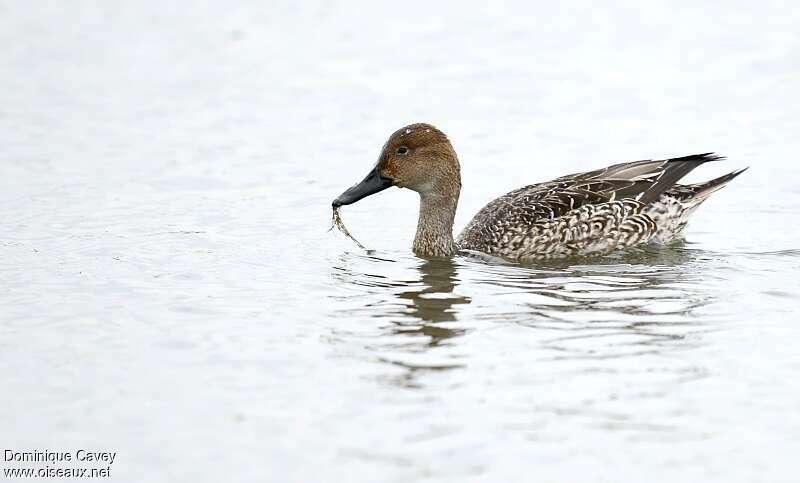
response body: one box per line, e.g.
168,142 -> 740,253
332,123 -> 746,261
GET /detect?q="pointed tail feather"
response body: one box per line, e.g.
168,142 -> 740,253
682,167 -> 749,206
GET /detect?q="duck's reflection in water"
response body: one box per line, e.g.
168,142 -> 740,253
465,244 -> 718,365
378,258 -> 473,387
391,257 -> 471,344
329,253 -> 471,386
331,244 -> 719,389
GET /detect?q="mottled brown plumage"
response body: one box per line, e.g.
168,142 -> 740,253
332,123 -> 746,260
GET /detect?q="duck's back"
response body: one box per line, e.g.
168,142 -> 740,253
456,154 -> 743,261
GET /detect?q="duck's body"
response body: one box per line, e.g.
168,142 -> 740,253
457,154 -> 746,260
332,124 -> 746,261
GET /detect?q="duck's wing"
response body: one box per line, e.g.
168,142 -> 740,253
552,153 -> 723,204
503,153 -> 723,221
457,153 -> 721,252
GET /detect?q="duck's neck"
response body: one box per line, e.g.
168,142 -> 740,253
413,190 -> 459,257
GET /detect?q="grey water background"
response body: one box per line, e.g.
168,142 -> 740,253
2,1 -> 800,481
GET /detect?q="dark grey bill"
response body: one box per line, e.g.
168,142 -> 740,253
332,166 -> 393,207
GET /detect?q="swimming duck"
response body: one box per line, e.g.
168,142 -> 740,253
332,123 -> 746,260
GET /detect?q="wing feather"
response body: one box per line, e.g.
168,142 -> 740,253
457,153 -> 721,253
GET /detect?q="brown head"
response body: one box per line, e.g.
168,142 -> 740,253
332,123 -> 461,207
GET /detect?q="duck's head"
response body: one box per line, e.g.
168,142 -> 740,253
332,123 -> 461,207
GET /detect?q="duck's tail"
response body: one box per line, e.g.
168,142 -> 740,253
681,167 -> 749,207
648,166 -> 748,244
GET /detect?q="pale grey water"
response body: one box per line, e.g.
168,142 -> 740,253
2,1 -> 800,482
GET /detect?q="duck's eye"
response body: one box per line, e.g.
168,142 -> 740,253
396,146 -> 410,155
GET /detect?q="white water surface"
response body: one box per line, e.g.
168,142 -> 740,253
2,1 -> 800,482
